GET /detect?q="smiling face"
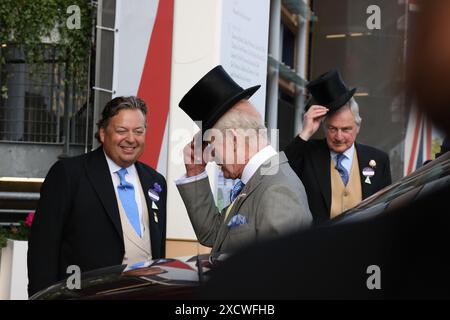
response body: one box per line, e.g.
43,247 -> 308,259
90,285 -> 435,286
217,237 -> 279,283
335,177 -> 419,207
324,106 -> 360,153
99,108 -> 146,168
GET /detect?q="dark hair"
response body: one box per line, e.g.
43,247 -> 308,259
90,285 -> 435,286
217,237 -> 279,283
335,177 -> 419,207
95,96 -> 147,143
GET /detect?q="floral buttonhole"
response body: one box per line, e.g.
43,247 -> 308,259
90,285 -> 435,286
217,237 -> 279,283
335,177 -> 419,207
148,182 -> 162,202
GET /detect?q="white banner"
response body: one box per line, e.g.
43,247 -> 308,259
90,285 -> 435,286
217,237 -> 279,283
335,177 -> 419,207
220,0 -> 270,118
113,0 -> 159,97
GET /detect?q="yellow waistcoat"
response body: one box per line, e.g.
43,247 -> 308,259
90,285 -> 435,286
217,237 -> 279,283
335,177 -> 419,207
114,177 -> 152,265
330,151 -> 362,219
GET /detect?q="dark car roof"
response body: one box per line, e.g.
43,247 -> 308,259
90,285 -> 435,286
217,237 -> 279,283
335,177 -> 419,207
331,152 -> 450,225
30,255 -> 215,300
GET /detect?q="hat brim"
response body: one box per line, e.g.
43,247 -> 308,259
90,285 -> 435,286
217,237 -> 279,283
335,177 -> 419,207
305,88 -> 357,113
202,85 -> 261,132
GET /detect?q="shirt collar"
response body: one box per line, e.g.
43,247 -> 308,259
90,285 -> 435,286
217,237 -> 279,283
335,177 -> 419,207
241,145 -> 278,184
330,143 -> 355,161
103,149 -> 136,176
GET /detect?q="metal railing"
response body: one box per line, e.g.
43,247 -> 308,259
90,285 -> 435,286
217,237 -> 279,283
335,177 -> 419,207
0,192 -> 40,201
0,45 -> 92,146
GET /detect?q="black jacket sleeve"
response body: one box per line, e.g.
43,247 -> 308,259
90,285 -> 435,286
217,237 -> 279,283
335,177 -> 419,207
27,160 -> 71,296
158,175 -> 167,257
283,135 -> 310,176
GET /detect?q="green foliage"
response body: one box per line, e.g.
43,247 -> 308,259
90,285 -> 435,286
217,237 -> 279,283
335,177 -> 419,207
0,0 -> 93,75
0,222 -> 31,249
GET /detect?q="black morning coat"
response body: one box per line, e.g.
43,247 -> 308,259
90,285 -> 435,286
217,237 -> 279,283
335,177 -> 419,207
284,136 -> 392,224
27,147 -> 167,296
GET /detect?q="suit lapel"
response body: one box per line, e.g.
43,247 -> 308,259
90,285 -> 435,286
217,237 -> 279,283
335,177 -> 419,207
214,174 -> 263,252
85,147 -> 123,242
229,175 -> 262,222
355,143 -> 372,199
311,140 -> 332,214
214,154 -> 282,252
135,162 -> 161,258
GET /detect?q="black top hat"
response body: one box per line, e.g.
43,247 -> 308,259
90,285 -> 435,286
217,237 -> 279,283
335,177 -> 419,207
305,69 -> 356,113
178,65 -> 260,132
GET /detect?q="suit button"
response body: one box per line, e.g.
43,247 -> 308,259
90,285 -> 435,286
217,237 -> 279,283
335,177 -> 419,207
343,192 -> 348,197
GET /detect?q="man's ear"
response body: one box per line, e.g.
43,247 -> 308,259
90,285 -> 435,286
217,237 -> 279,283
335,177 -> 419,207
99,127 -> 106,144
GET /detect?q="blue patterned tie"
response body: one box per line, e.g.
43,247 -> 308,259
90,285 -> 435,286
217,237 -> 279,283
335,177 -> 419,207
335,153 -> 349,186
230,179 -> 245,203
116,168 -> 141,237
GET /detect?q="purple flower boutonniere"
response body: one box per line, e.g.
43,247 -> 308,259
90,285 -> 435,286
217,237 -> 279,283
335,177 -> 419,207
153,182 -> 162,193
148,182 -> 162,202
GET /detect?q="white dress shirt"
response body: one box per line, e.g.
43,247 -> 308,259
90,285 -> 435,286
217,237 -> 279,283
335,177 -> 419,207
330,143 -> 355,174
240,145 -> 278,184
104,151 -> 144,236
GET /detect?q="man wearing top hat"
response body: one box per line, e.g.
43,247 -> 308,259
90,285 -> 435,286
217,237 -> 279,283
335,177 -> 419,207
176,65 -> 312,254
284,70 -> 392,225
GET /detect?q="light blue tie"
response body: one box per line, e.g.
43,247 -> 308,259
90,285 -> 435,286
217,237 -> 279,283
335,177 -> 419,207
230,179 -> 245,203
116,168 -> 141,237
335,153 -> 349,186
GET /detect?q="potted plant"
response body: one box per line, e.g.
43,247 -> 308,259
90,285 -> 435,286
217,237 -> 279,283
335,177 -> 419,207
0,212 -> 34,249
0,212 -> 34,300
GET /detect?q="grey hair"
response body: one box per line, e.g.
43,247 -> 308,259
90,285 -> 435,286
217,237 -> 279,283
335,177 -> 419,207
209,103 -> 268,165
323,97 -> 362,127
214,107 -> 267,134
